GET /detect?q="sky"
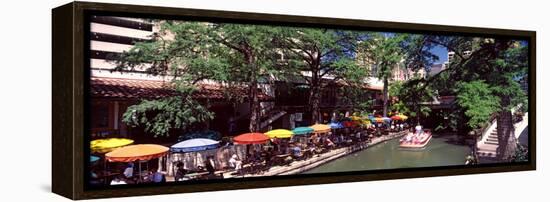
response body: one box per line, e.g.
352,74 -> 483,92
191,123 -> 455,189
430,45 -> 449,64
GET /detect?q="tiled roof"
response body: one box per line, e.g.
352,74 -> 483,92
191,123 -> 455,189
91,77 -> 273,101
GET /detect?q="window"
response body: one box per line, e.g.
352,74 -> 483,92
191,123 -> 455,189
91,102 -> 111,129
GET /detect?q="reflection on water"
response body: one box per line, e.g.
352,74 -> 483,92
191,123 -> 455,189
304,135 -> 471,174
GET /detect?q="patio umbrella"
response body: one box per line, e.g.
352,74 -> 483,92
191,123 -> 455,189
342,121 -> 357,128
233,133 -> 270,144
90,155 -> 100,163
391,115 -> 402,120
329,122 -> 344,129
105,144 -> 169,162
292,127 -> 314,135
310,124 -> 331,133
391,114 -> 408,121
382,117 -> 392,123
91,138 -> 134,153
170,138 -> 220,153
265,129 -> 294,139
106,144 -> 169,183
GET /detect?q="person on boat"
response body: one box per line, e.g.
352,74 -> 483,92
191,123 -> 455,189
415,125 -> 422,135
405,133 -> 413,143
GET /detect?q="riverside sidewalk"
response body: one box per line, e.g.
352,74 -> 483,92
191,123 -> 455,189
223,130 -> 408,178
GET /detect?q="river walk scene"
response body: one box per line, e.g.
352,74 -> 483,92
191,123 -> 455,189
87,16 -> 530,187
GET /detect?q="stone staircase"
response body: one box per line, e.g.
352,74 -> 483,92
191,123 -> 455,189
477,128 -> 498,158
476,111 -> 528,160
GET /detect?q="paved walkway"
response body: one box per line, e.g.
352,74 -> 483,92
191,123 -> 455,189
222,131 -> 408,178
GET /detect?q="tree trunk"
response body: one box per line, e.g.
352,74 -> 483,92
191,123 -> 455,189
496,108 -> 517,160
249,77 -> 260,132
245,50 -> 260,133
382,77 -> 389,117
310,71 -> 321,124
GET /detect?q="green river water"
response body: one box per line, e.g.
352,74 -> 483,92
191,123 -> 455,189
304,135 -> 471,174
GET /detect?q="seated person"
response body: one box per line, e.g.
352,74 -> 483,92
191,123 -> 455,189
89,169 -> 102,185
123,163 -> 134,179
228,154 -> 242,172
324,138 -> 335,148
110,175 -> 127,185
405,134 -> 413,143
204,156 -> 216,175
263,148 -> 273,166
152,170 -> 165,183
291,144 -> 302,158
175,162 -> 189,181
338,134 -> 345,145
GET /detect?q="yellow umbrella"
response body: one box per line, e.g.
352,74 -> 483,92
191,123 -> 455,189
398,114 -> 408,120
91,138 -> 134,153
360,118 -> 371,127
265,129 -> 294,138
310,124 -> 331,133
350,116 -> 361,121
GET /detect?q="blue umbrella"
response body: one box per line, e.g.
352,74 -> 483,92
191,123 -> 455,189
90,155 -> 100,163
329,122 -> 344,129
170,138 -> 220,153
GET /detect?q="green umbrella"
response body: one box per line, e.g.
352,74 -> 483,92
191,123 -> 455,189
292,127 -> 314,135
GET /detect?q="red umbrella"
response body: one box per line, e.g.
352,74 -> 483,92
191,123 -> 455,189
233,133 -> 270,144
342,121 -> 357,128
391,115 -> 401,120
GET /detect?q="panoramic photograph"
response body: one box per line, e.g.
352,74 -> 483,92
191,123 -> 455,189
87,15 -> 529,187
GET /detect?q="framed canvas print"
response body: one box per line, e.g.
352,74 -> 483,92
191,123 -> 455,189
52,1 -> 536,200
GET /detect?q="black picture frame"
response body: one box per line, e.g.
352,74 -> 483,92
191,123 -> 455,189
52,1 -> 536,200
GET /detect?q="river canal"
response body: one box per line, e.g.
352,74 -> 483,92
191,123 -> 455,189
304,134 -> 471,174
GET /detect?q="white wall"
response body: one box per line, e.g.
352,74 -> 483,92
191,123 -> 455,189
0,0 -> 547,202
